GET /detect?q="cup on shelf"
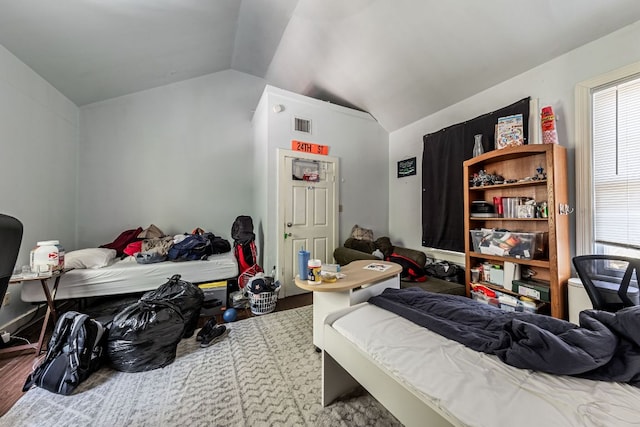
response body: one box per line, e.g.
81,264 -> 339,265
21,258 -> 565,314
470,268 -> 480,283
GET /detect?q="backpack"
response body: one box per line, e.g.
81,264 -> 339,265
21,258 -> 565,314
201,232 -> 231,255
207,233 -> 231,254
168,234 -> 211,261
386,252 -> 427,282
231,215 -> 256,245
424,259 -> 464,284
23,311 -> 106,395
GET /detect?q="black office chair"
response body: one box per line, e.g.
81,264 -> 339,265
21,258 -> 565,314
572,255 -> 640,312
1,214 -> 23,313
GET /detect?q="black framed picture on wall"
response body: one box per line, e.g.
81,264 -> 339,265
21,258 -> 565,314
397,157 -> 417,178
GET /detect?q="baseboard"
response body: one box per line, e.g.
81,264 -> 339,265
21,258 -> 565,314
0,306 -> 42,335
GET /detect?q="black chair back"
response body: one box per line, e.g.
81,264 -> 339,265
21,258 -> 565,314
572,255 -> 640,312
0,214 -> 23,307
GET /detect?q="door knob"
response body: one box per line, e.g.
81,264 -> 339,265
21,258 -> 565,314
286,222 -> 293,227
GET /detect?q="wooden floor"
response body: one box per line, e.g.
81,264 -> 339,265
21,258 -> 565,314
0,292 -> 312,417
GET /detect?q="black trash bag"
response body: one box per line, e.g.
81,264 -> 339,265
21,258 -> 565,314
107,299 -> 185,373
424,259 -> 465,284
142,274 -> 204,338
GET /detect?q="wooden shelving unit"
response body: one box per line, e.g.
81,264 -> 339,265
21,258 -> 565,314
463,144 -> 571,319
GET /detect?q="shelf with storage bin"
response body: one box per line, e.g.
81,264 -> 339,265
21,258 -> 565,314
471,282 -> 551,315
468,252 -> 549,268
463,144 -> 570,319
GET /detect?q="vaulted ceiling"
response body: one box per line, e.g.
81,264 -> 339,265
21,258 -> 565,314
1,0 -> 640,132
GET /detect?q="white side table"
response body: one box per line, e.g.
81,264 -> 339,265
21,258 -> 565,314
295,260 -> 402,350
1,271 -> 63,356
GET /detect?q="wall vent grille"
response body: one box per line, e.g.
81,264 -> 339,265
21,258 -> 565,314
294,117 -> 312,134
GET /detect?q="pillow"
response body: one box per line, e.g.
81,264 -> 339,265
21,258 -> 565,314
65,248 -> 117,269
350,224 -> 374,241
344,237 -> 376,254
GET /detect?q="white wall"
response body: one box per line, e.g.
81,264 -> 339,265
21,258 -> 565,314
388,20 -> 640,266
252,85 -> 389,272
251,88 -> 270,266
0,45 -> 79,329
77,70 -> 266,247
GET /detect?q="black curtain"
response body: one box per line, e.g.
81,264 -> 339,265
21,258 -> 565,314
421,97 -> 530,252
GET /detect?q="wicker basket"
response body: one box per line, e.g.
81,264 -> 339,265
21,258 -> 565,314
246,286 -> 280,315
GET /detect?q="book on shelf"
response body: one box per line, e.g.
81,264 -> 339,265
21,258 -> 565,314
495,114 -> 524,149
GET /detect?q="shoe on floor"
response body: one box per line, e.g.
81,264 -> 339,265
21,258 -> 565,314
196,318 -> 217,342
200,325 -> 228,348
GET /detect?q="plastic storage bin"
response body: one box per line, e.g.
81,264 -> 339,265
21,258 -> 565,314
470,229 -> 547,260
471,290 -> 499,307
498,294 -> 543,313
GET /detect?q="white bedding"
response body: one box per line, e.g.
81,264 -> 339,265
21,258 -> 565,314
20,251 -> 238,302
331,303 -> 640,427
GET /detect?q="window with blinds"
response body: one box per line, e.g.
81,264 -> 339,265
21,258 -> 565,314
592,76 -> 640,256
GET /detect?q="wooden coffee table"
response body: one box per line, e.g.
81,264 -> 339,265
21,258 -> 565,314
295,260 -> 401,350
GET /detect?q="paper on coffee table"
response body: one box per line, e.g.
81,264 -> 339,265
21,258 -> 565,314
363,263 -> 392,272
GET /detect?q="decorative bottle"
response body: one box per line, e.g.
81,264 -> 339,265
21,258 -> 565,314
541,106 -> 559,144
473,134 -> 484,157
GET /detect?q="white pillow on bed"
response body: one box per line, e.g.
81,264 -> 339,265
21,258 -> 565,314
65,248 -> 117,269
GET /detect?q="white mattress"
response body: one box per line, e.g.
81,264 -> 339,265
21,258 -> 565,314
331,303 -> 640,427
21,251 -> 238,302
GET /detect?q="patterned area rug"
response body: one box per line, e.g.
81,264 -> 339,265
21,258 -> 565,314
1,306 -> 401,427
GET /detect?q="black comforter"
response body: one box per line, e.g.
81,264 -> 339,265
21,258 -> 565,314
369,287 -> 640,386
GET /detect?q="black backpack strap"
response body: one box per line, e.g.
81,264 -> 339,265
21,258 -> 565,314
67,313 -> 90,371
45,311 -> 79,360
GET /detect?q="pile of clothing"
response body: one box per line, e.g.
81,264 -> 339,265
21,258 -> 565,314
100,224 -> 230,264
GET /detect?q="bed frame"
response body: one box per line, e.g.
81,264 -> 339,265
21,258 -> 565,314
20,252 -> 239,303
322,305 -> 459,427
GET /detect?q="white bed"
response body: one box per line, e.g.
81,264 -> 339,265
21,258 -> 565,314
20,251 -> 238,302
322,303 -> 640,427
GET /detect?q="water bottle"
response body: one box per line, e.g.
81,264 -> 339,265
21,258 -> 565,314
297,248 -> 310,280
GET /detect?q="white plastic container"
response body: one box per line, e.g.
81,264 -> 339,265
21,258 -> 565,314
307,259 -> 322,285
30,240 -> 65,274
568,278 -> 593,325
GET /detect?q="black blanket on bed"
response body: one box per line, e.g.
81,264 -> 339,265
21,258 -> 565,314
369,287 -> 640,386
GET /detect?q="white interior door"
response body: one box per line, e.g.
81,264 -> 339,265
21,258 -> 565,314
278,150 -> 339,297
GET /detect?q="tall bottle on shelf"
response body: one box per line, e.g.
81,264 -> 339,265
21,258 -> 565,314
473,134 -> 484,157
